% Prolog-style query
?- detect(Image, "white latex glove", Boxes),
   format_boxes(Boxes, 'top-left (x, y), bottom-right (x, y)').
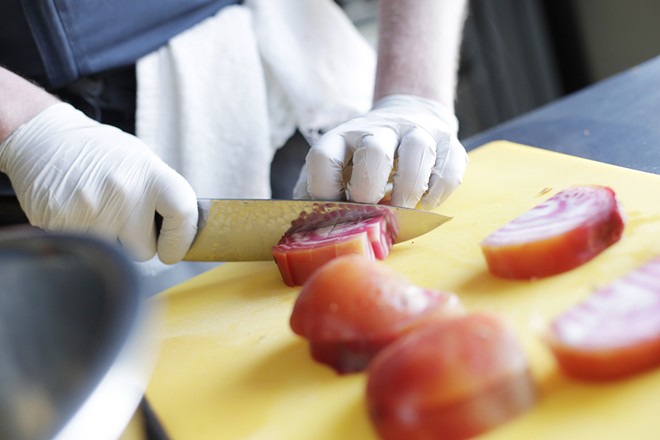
top-left (0, 102), bottom-right (198, 264)
top-left (293, 94), bottom-right (468, 210)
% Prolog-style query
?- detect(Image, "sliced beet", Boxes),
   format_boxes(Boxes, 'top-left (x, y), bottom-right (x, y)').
top-left (273, 215), bottom-right (396, 287)
top-left (481, 185), bottom-right (624, 279)
top-left (545, 256), bottom-right (660, 380)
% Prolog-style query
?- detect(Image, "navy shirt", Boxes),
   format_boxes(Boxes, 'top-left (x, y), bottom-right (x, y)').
top-left (1, 0), bottom-right (241, 88)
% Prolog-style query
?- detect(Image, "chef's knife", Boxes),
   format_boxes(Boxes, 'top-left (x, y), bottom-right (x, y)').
top-left (182, 199), bottom-right (451, 262)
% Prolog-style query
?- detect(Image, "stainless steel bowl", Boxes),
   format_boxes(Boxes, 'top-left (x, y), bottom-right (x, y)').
top-left (0, 227), bottom-right (154, 440)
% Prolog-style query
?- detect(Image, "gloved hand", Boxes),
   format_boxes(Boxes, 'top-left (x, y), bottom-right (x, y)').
top-left (0, 102), bottom-right (198, 264)
top-left (293, 94), bottom-right (468, 210)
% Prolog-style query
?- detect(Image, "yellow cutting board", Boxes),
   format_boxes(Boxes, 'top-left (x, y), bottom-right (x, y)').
top-left (145, 141), bottom-right (660, 440)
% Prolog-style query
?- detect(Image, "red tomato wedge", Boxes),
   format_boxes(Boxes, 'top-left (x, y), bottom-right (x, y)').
top-left (481, 185), bottom-right (624, 279)
top-left (273, 215), bottom-right (395, 287)
top-left (545, 256), bottom-right (660, 381)
top-left (290, 255), bottom-right (464, 374)
top-left (366, 313), bottom-right (536, 440)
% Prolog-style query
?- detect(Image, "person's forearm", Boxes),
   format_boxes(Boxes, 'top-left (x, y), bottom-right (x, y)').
top-left (0, 67), bottom-right (59, 143)
top-left (373, 0), bottom-right (468, 110)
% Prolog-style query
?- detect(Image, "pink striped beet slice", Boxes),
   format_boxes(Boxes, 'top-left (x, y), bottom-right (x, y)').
top-left (481, 185), bottom-right (624, 279)
top-left (545, 256), bottom-right (660, 380)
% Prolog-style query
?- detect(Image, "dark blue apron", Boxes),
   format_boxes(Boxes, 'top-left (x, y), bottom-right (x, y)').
top-left (1, 0), bottom-right (241, 88)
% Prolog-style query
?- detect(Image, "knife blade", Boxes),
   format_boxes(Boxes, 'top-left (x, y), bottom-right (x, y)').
top-left (182, 199), bottom-right (451, 262)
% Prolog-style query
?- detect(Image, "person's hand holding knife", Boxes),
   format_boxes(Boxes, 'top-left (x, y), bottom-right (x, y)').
top-left (0, 67), bottom-right (198, 264)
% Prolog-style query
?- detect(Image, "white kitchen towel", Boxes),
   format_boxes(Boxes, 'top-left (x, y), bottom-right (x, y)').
top-left (244, 0), bottom-right (377, 145)
top-left (136, 5), bottom-right (272, 199)
top-left (135, 0), bottom-right (376, 200)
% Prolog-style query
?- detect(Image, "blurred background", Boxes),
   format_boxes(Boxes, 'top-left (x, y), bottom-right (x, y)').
top-left (337, 0), bottom-right (660, 139)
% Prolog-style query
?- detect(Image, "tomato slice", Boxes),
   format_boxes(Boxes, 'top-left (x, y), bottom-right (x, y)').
top-left (366, 313), bottom-right (536, 440)
top-left (481, 185), bottom-right (624, 279)
top-left (273, 215), bottom-right (395, 287)
top-left (545, 256), bottom-right (660, 381)
top-left (290, 255), bottom-right (464, 374)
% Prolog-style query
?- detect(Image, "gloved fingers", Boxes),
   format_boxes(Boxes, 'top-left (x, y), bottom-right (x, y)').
top-left (292, 163), bottom-right (312, 199)
top-left (116, 163), bottom-right (198, 264)
top-left (346, 127), bottom-right (398, 204)
top-left (390, 128), bottom-right (437, 209)
top-left (304, 131), bottom-right (351, 200)
top-left (118, 207), bottom-right (159, 262)
top-left (420, 134), bottom-right (468, 210)
top-left (153, 167), bottom-right (199, 265)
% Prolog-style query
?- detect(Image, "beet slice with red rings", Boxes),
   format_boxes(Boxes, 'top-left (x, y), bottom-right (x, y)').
top-left (273, 205), bottom-right (399, 287)
top-left (480, 185), bottom-right (625, 279)
top-left (545, 256), bottom-right (660, 381)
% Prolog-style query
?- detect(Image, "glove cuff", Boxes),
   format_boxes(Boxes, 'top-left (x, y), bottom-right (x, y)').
top-left (0, 102), bottom-right (89, 172)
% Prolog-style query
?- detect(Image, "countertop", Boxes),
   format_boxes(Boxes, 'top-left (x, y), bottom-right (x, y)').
top-left (463, 54), bottom-right (660, 173)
